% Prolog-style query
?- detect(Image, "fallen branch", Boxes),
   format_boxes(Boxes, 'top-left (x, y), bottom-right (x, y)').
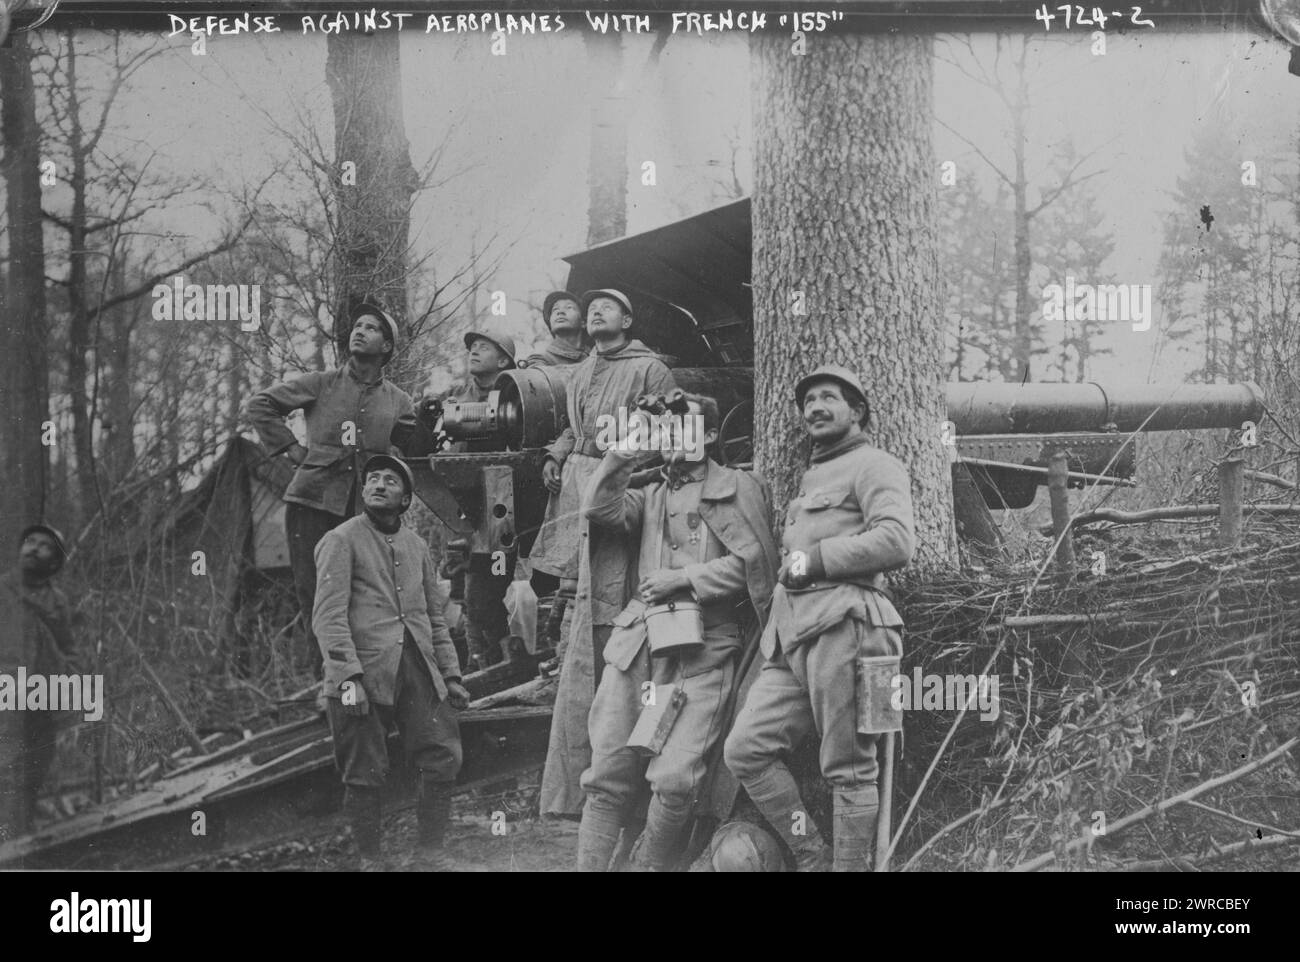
top-left (882, 635), bottom-right (1008, 869)
top-left (1010, 736), bottom-right (1299, 872)
top-left (1245, 469), bottom-right (1298, 491)
top-left (126, 645), bottom-right (206, 756)
top-left (1041, 503), bottom-right (1300, 532)
top-left (1184, 800), bottom-right (1300, 839)
top-left (900, 759), bottom-right (1093, 872)
top-left (1182, 690), bottom-right (1300, 734)
top-left (1116, 833), bottom-right (1300, 872)
top-left (995, 613), bottom-right (1121, 629)
top-left (899, 798), bottom-right (1009, 873)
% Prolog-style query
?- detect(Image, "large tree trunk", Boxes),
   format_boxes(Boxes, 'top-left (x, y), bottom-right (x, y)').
top-left (751, 32), bottom-right (956, 572)
top-left (63, 36), bottom-right (100, 523)
top-left (325, 31), bottom-right (417, 387)
top-left (0, 29), bottom-right (50, 841)
top-left (1010, 77), bottom-right (1033, 383)
top-left (0, 31), bottom-right (48, 525)
top-left (585, 32), bottom-right (627, 245)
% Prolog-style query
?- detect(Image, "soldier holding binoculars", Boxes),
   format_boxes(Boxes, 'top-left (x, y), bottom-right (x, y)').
top-left (573, 394), bottom-right (779, 871)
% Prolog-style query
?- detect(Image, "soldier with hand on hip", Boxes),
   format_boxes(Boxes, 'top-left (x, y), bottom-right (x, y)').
top-left (244, 303), bottom-right (415, 676)
top-left (724, 364), bottom-right (915, 872)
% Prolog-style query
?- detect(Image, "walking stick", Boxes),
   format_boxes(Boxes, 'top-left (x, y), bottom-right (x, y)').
top-left (875, 730), bottom-right (895, 872)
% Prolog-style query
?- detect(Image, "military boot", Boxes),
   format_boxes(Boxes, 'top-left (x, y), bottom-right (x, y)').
top-left (742, 765), bottom-right (831, 872)
top-left (576, 801), bottom-right (623, 872)
top-left (498, 634), bottom-right (527, 664)
top-left (628, 794), bottom-right (692, 872)
top-left (543, 593), bottom-right (568, 648)
top-left (342, 785), bottom-right (383, 867)
top-left (417, 777), bottom-right (456, 871)
top-left (831, 786), bottom-right (879, 873)
top-left (554, 582), bottom-right (577, 664)
top-left (608, 814), bottom-right (646, 872)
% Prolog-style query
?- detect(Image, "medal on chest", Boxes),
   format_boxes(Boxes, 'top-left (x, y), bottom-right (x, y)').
top-left (687, 511), bottom-right (701, 545)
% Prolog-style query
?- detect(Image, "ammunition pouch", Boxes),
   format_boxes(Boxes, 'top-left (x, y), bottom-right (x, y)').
top-left (626, 683), bottom-right (687, 757)
top-left (602, 603), bottom-right (648, 672)
top-left (855, 590), bottom-right (905, 736)
top-left (857, 653), bottom-right (903, 734)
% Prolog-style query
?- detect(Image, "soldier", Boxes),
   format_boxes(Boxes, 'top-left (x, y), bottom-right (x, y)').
top-left (723, 364), bottom-right (916, 872)
top-left (244, 304), bottom-right (415, 674)
top-left (0, 524), bottom-right (79, 831)
top-left (448, 326), bottom-right (517, 413)
top-left (521, 290), bottom-right (590, 369)
top-left (519, 291), bottom-right (590, 655)
top-left (313, 454), bottom-right (470, 869)
top-left (575, 395), bottom-right (779, 871)
top-left (536, 289), bottom-right (678, 817)
top-left (444, 326), bottom-right (518, 669)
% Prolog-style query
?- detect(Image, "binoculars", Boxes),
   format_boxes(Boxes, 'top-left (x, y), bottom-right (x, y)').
top-left (635, 389), bottom-right (690, 417)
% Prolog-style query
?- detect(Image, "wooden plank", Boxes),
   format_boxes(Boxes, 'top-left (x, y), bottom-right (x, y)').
top-left (1218, 456), bottom-right (1244, 546)
top-left (1047, 451), bottom-right (1076, 578)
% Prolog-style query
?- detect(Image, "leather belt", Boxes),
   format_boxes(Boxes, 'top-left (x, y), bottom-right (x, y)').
top-left (572, 437), bottom-right (605, 459)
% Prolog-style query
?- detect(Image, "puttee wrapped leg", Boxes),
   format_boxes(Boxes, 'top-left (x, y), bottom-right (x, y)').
top-left (343, 785), bottom-right (383, 860)
top-left (742, 764), bottom-right (830, 872)
top-left (576, 797), bottom-right (623, 872)
top-left (831, 785), bottom-right (879, 873)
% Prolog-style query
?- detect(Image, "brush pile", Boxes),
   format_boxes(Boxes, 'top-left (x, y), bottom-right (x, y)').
top-left (892, 519), bottom-right (1300, 871)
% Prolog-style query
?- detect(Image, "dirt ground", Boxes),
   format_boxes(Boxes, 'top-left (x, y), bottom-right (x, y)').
top-left (183, 765), bottom-right (700, 872)
top-left (190, 807), bottom-right (582, 872)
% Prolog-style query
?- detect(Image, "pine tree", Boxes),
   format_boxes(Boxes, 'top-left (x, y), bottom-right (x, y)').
top-left (752, 32), bottom-right (956, 571)
top-left (1157, 122), bottom-right (1284, 384)
top-left (1034, 138), bottom-right (1116, 382)
top-left (938, 172), bottom-right (1016, 380)
top-left (325, 30), bottom-right (419, 389)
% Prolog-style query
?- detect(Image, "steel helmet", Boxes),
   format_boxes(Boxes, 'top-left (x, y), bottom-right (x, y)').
top-left (362, 454), bottom-right (416, 504)
top-left (709, 821), bottom-right (787, 872)
top-left (794, 363), bottom-right (870, 426)
top-left (463, 326), bottom-right (518, 368)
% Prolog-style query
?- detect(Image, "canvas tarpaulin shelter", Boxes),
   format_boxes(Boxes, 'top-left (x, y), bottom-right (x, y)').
top-left (562, 198), bottom-right (753, 366)
top-left (148, 437), bottom-right (296, 665)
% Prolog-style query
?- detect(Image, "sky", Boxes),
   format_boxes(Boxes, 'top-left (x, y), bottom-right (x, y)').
top-left (100, 23), bottom-right (750, 381)
top-left (39, 14), bottom-right (1300, 388)
top-left (932, 26), bottom-right (1299, 382)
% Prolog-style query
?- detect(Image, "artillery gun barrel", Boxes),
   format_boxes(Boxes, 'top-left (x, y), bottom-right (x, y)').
top-left (945, 381), bottom-right (1265, 436)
